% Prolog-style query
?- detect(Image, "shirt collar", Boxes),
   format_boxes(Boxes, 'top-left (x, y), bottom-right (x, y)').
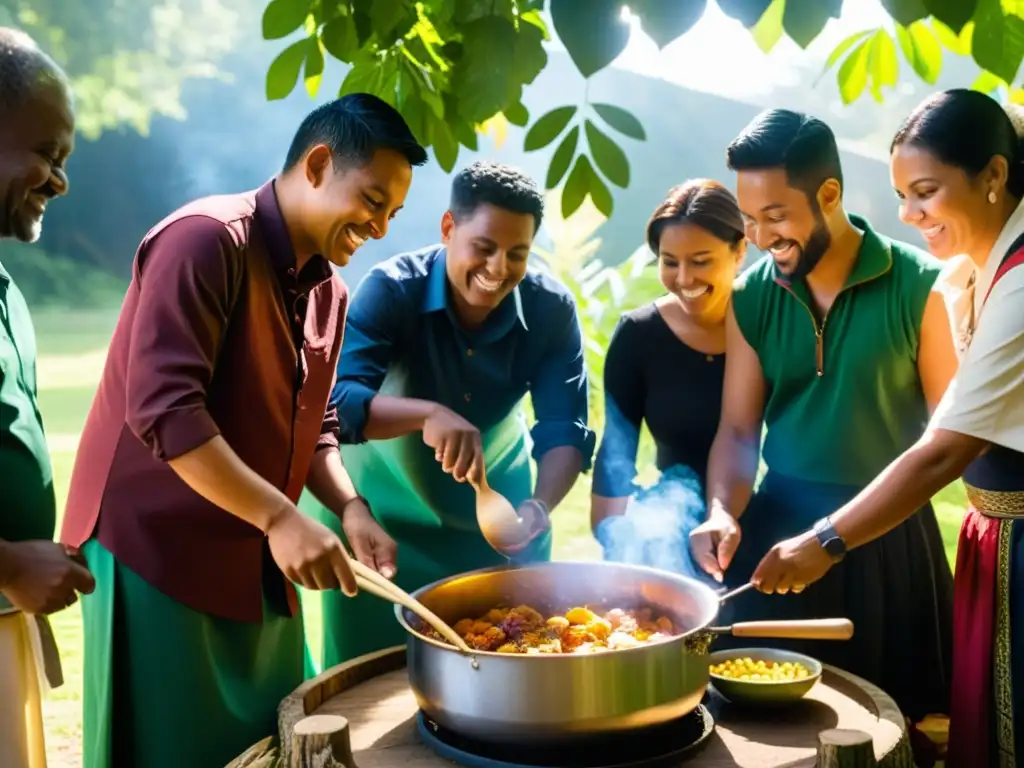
top-left (773, 212), bottom-right (892, 294)
top-left (976, 195), bottom-right (1024, 320)
top-left (0, 259), bottom-right (9, 285)
top-left (254, 178), bottom-right (333, 291)
top-left (421, 247), bottom-right (529, 336)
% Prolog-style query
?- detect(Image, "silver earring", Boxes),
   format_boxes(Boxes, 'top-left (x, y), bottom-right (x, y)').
top-left (989, 190), bottom-right (998, 204)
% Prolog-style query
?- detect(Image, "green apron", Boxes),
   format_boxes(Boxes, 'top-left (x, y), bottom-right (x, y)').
top-left (0, 264), bottom-right (56, 615)
top-left (80, 539), bottom-right (312, 768)
top-left (303, 403), bottom-right (549, 669)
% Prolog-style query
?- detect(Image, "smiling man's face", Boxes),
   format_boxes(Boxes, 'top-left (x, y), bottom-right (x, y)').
top-left (735, 167), bottom-right (832, 282)
top-left (0, 78), bottom-right (75, 243)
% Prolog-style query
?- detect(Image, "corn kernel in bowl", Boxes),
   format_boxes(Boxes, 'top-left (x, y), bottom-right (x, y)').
top-left (710, 657), bottom-right (812, 683)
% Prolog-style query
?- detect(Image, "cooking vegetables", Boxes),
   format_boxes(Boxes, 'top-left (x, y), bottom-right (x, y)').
top-left (418, 603), bottom-right (678, 654)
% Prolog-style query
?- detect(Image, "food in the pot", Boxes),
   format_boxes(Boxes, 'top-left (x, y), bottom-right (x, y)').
top-left (419, 604), bottom-right (678, 654)
top-left (710, 656), bottom-right (812, 682)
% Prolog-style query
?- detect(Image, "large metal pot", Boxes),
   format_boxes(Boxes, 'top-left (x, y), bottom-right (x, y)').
top-left (395, 561), bottom-right (849, 745)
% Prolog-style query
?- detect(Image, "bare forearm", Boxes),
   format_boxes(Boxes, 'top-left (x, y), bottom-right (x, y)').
top-left (364, 395), bottom-right (438, 440)
top-left (832, 434), bottom-right (981, 549)
top-left (591, 495), bottom-right (629, 532)
top-left (706, 426), bottom-right (760, 520)
top-left (166, 435), bottom-right (291, 532)
top-left (305, 448), bottom-right (361, 518)
top-left (534, 446), bottom-right (583, 512)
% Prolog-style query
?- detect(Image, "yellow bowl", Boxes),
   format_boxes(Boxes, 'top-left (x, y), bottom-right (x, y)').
top-left (707, 647), bottom-right (822, 706)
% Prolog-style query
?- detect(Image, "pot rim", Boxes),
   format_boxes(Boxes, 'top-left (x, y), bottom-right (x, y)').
top-left (393, 560), bottom-right (721, 660)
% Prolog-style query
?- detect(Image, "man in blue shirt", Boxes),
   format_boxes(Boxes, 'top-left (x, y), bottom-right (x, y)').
top-left (304, 160), bottom-right (595, 666)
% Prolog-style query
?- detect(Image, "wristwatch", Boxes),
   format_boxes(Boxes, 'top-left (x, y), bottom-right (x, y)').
top-left (812, 516), bottom-right (847, 563)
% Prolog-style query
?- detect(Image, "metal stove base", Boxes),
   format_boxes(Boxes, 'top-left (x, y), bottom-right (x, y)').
top-left (415, 706), bottom-right (714, 768)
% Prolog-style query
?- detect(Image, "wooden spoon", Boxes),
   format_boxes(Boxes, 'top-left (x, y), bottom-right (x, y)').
top-left (469, 471), bottom-right (533, 555)
top-left (347, 559), bottom-right (473, 655)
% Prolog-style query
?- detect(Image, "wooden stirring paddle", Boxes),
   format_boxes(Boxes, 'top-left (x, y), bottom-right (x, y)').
top-left (347, 559), bottom-right (473, 655)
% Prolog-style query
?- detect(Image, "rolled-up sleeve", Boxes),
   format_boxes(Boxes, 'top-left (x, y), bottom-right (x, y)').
top-left (125, 215), bottom-right (240, 461)
top-left (318, 406), bottom-right (341, 450)
top-left (333, 270), bottom-right (404, 444)
top-left (591, 317), bottom-right (643, 497)
top-left (528, 295), bottom-right (596, 470)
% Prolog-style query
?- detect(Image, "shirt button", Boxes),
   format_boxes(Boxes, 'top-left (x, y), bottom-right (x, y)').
top-left (466, 348), bottom-right (473, 357)
top-left (464, 392), bottom-right (472, 402)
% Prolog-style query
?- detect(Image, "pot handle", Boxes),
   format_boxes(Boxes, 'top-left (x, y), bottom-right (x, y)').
top-left (728, 618), bottom-right (853, 640)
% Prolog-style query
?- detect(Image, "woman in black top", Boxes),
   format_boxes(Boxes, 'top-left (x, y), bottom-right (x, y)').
top-left (591, 179), bottom-right (746, 581)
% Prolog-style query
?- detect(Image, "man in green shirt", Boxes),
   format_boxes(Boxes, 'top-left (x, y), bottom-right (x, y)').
top-left (0, 27), bottom-right (94, 768)
top-left (689, 109), bottom-right (958, 737)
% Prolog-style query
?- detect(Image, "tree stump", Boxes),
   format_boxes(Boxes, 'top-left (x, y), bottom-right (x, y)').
top-left (817, 728), bottom-right (878, 768)
top-left (289, 714), bottom-right (356, 768)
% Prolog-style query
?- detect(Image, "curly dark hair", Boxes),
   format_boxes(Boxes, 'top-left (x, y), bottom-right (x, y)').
top-left (449, 160), bottom-right (544, 232)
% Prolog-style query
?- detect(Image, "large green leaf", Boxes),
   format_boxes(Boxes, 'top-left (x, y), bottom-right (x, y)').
top-left (971, 70), bottom-right (1005, 93)
top-left (866, 29), bottom-right (899, 102)
top-left (896, 21), bottom-right (942, 84)
top-left (752, 0), bottom-right (785, 53)
top-left (370, 0), bottom-right (411, 43)
top-left (631, 0), bottom-right (707, 50)
top-left (591, 103), bottom-right (647, 141)
top-left (585, 120), bottom-right (630, 187)
top-left (431, 117), bottom-right (459, 173)
top-left (549, 0), bottom-right (631, 78)
top-left (783, 0), bottom-right (843, 49)
top-left (266, 38), bottom-right (309, 100)
top-left (339, 55), bottom-right (400, 103)
top-left (973, 0), bottom-right (1024, 83)
top-left (524, 106), bottom-right (577, 151)
top-left (304, 37), bottom-right (325, 98)
top-left (320, 16), bottom-right (358, 62)
top-left (717, 0), bottom-right (773, 26)
top-left (546, 126), bottom-right (580, 189)
top-left (590, 168), bottom-right (614, 218)
top-left (562, 155), bottom-right (593, 218)
top-left (512, 13), bottom-right (549, 88)
top-left (449, 16), bottom-right (522, 122)
top-left (821, 29), bottom-right (873, 75)
top-left (505, 102), bottom-right (530, 127)
top-left (925, 0), bottom-right (978, 34)
top-left (881, 0), bottom-right (928, 26)
top-left (837, 37), bottom-right (871, 104)
top-left (262, 0), bottom-right (309, 40)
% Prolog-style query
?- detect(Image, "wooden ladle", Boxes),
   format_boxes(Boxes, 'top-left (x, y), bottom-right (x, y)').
top-left (469, 470), bottom-right (533, 556)
top-left (347, 560), bottom-right (473, 655)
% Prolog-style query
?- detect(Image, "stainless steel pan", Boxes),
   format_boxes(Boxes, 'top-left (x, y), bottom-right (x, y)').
top-left (395, 561), bottom-right (852, 744)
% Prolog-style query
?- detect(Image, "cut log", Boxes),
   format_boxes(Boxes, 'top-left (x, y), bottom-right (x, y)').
top-left (289, 714), bottom-right (355, 768)
top-left (817, 728), bottom-right (878, 768)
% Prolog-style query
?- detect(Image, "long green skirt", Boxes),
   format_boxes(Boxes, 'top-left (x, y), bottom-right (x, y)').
top-left (80, 539), bottom-right (311, 768)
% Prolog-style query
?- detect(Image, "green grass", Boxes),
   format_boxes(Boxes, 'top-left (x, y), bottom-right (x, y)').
top-left (29, 308), bottom-right (969, 767)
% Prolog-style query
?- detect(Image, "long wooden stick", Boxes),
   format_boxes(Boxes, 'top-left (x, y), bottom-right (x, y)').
top-left (349, 560), bottom-right (472, 654)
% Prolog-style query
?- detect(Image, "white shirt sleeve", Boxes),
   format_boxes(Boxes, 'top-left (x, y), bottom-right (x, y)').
top-left (932, 264), bottom-right (1024, 452)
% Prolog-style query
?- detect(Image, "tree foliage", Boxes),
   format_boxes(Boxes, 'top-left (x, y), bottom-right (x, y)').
top-left (0, 0), bottom-right (244, 139)
top-left (262, 0), bottom-right (1024, 219)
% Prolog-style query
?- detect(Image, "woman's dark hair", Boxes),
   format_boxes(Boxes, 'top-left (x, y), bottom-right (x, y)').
top-left (645, 179), bottom-right (745, 255)
top-left (891, 88), bottom-right (1024, 198)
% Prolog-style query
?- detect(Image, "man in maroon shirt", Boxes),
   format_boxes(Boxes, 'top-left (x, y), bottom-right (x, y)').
top-left (60, 92), bottom-right (427, 768)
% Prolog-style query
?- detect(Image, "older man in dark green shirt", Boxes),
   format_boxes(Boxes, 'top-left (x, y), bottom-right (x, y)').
top-left (0, 27), bottom-right (94, 768)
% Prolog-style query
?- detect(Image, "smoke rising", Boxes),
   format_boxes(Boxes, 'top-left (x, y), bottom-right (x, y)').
top-left (595, 465), bottom-right (716, 585)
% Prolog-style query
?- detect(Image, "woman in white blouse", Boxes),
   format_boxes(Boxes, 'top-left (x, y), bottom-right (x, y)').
top-left (750, 89), bottom-right (1024, 767)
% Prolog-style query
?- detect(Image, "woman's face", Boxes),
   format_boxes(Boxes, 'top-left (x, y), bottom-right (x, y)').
top-left (891, 143), bottom-right (1007, 260)
top-left (657, 222), bottom-right (741, 324)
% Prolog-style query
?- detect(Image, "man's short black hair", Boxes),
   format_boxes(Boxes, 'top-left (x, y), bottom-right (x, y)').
top-left (0, 27), bottom-right (71, 110)
top-left (449, 161), bottom-right (544, 232)
top-left (725, 109), bottom-right (844, 201)
top-left (283, 92), bottom-right (428, 172)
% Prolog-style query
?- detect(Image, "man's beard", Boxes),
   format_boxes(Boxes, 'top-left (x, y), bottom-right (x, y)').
top-left (772, 209), bottom-right (832, 283)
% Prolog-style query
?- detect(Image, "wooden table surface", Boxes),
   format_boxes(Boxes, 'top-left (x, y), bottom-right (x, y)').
top-left (272, 646), bottom-right (915, 768)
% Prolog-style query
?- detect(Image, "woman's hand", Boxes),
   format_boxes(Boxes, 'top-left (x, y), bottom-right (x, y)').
top-left (751, 529), bottom-right (833, 594)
